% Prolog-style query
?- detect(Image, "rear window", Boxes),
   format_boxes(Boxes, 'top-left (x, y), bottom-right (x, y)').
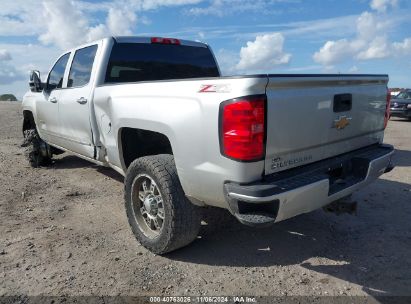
top-left (105, 43), bottom-right (219, 83)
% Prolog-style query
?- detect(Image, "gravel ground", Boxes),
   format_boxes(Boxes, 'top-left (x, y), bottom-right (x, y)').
top-left (0, 101), bottom-right (410, 301)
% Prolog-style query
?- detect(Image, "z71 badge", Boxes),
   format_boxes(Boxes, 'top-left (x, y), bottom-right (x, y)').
top-left (198, 84), bottom-right (231, 93)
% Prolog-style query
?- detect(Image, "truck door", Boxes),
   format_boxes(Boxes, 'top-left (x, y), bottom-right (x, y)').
top-left (36, 52), bottom-right (70, 145)
top-left (57, 44), bottom-right (98, 158)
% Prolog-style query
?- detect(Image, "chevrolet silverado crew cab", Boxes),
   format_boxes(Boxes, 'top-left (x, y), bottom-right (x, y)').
top-left (22, 36), bottom-right (394, 254)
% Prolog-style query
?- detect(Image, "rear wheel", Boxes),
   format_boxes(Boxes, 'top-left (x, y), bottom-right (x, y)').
top-left (21, 129), bottom-right (52, 167)
top-left (124, 154), bottom-right (202, 254)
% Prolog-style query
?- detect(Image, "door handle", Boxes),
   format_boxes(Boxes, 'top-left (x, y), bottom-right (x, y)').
top-left (49, 97), bottom-right (58, 103)
top-left (77, 97), bottom-right (88, 104)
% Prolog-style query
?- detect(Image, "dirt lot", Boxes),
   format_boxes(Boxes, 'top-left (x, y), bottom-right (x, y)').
top-left (0, 101), bottom-right (410, 301)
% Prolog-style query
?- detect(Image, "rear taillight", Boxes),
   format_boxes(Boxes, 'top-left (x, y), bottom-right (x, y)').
top-left (219, 95), bottom-right (266, 161)
top-left (384, 89), bottom-right (391, 129)
top-left (151, 37), bottom-right (181, 45)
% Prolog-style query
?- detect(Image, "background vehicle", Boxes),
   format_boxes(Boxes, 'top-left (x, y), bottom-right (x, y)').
top-left (22, 36), bottom-right (394, 254)
top-left (389, 88), bottom-right (403, 97)
top-left (390, 89), bottom-right (411, 120)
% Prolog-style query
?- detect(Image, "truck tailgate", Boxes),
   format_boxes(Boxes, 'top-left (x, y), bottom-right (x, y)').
top-left (264, 75), bottom-right (389, 175)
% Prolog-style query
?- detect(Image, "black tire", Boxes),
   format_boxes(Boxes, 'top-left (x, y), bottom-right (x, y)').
top-left (21, 129), bottom-right (52, 167)
top-left (124, 154), bottom-right (202, 254)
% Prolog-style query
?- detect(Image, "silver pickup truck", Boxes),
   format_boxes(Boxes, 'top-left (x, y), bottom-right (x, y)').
top-left (22, 36), bottom-right (394, 254)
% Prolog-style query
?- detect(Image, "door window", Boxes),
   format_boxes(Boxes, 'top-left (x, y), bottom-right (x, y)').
top-left (68, 45), bottom-right (98, 88)
top-left (47, 53), bottom-right (70, 91)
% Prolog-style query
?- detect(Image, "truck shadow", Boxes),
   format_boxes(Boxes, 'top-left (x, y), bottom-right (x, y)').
top-left (51, 155), bottom-right (96, 169)
top-left (168, 177), bottom-right (411, 299)
top-left (393, 149), bottom-right (411, 167)
top-left (51, 155), bottom-right (124, 183)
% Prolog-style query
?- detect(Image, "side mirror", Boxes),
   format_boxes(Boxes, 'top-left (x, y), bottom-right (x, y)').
top-left (29, 70), bottom-right (43, 92)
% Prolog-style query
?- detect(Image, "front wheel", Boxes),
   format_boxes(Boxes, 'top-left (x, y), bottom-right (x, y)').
top-left (124, 154), bottom-right (202, 254)
top-left (21, 129), bottom-right (52, 167)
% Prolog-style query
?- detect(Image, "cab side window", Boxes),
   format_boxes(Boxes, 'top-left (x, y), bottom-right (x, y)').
top-left (47, 53), bottom-right (70, 91)
top-left (67, 45), bottom-right (98, 88)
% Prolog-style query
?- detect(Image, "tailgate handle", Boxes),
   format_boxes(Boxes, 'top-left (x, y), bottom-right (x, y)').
top-left (334, 94), bottom-right (352, 112)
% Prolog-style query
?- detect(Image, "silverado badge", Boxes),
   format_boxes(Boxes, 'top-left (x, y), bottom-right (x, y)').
top-left (333, 116), bottom-right (352, 130)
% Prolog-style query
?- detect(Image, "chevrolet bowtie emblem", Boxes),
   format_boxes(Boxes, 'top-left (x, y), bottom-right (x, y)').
top-left (333, 116), bottom-right (352, 130)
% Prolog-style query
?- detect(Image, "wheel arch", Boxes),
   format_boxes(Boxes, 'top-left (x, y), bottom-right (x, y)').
top-left (118, 127), bottom-right (174, 170)
top-left (22, 110), bottom-right (37, 133)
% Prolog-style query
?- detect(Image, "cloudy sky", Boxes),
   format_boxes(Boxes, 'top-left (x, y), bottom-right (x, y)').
top-left (0, 0), bottom-right (410, 98)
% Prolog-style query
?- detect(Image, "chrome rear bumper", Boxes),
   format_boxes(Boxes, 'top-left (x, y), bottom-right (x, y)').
top-left (224, 144), bottom-right (394, 226)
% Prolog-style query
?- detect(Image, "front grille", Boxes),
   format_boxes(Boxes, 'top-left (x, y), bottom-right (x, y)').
top-left (392, 103), bottom-right (408, 109)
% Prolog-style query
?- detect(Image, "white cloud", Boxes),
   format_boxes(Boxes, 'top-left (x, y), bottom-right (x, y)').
top-left (283, 15), bottom-right (359, 39)
top-left (0, 16), bottom-right (38, 36)
top-left (0, 0), bottom-right (207, 97)
top-left (0, 49), bottom-right (22, 86)
top-left (74, 0), bottom-right (203, 12)
top-left (313, 8), bottom-right (411, 66)
top-left (0, 43), bottom-right (62, 96)
top-left (313, 11), bottom-right (388, 65)
top-left (370, 0), bottom-right (398, 13)
top-left (187, 0), bottom-right (300, 16)
top-left (0, 0), bottom-right (203, 49)
top-left (137, 0), bottom-right (203, 10)
top-left (348, 65), bottom-right (359, 73)
top-left (82, 6), bottom-right (139, 42)
top-left (215, 49), bottom-right (239, 75)
top-left (142, 14), bottom-right (361, 43)
top-left (313, 39), bottom-right (361, 66)
top-left (356, 11), bottom-right (380, 38)
top-left (216, 33), bottom-right (292, 74)
top-left (37, 1), bottom-right (141, 49)
top-left (392, 38), bottom-right (411, 56)
top-left (39, 1), bottom-right (91, 49)
top-left (106, 7), bottom-right (137, 36)
top-left (0, 50), bottom-right (12, 61)
top-left (0, 49), bottom-right (23, 85)
top-left (357, 36), bottom-right (390, 60)
top-left (284, 65), bottom-right (322, 72)
top-left (188, 0), bottom-right (263, 16)
top-left (139, 16), bottom-right (152, 25)
top-left (236, 33), bottom-right (291, 71)
top-left (0, 65), bottom-right (23, 85)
